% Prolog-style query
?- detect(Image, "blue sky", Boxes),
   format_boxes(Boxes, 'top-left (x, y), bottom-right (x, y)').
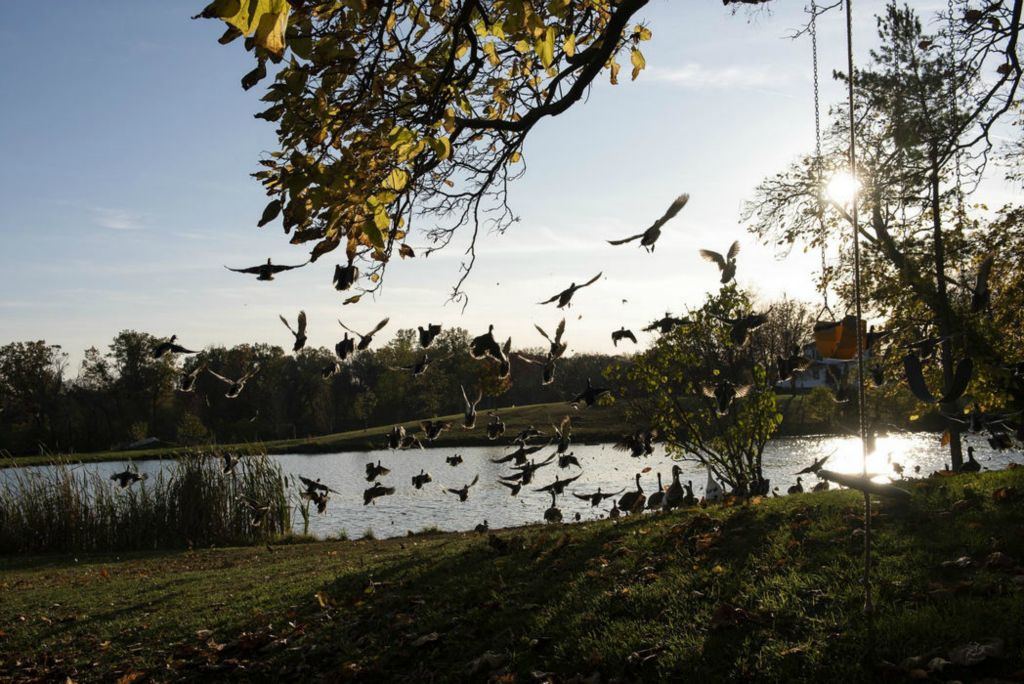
top-left (1, 1), bottom-right (1018, 367)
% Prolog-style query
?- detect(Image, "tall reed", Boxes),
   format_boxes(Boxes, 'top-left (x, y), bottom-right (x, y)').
top-left (0, 452), bottom-right (290, 554)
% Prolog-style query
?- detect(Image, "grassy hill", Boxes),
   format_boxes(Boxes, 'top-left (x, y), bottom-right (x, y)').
top-left (2, 468), bottom-right (1023, 682)
top-left (4, 401), bottom-right (629, 468)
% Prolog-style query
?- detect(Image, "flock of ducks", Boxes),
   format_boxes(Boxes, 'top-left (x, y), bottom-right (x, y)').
top-left (108, 192), bottom-right (1022, 532)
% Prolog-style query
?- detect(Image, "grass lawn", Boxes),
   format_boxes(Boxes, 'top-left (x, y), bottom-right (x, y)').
top-left (3, 401), bottom-right (630, 468)
top-left (2, 469), bottom-right (1023, 682)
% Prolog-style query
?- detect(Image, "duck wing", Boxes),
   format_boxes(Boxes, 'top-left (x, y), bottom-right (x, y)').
top-left (607, 232), bottom-right (644, 246)
top-left (727, 240), bottom-right (741, 260)
top-left (577, 272), bottom-right (602, 290)
top-left (207, 368), bottom-right (235, 385)
top-left (268, 261), bottom-right (308, 273)
top-left (699, 249), bottom-right (726, 270)
top-left (367, 318), bottom-right (390, 336)
top-left (297, 311), bottom-right (307, 336)
top-left (224, 264), bottom-right (263, 274)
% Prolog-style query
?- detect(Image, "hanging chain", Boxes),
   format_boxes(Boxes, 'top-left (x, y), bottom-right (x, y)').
top-left (811, 0), bottom-right (832, 319)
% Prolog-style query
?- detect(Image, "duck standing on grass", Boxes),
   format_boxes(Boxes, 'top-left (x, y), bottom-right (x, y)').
top-left (618, 474), bottom-right (647, 515)
top-left (647, 472), bottom-right (666, 510)
top-left (543, 491), bottom-right (563, 523)
top-left (960, 446), bottom-right (981, 472)
top-left (662, 465), bottom-right (684, 510)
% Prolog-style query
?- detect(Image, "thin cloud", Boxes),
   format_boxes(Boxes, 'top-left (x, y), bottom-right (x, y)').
top-left (646, 63), bottom-right (795, 91)
top-left (93, 207), bottom-right (145, 231)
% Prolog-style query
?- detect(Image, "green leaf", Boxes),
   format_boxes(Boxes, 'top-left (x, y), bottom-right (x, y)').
top-left (535, 25), bottom-right (556, 69)
top-left (365, 219), bottom-right (386, 249)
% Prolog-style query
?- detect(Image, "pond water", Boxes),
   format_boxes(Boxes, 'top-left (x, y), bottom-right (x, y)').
top-left (5, 434), bottom-right (1021, 540)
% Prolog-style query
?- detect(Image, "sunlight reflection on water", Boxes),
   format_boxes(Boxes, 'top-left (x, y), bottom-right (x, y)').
top-left (5, 433), bottom-right (1021, 540)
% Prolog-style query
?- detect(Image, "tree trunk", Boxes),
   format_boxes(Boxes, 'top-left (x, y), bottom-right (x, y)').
top-left (930, 150), bottom-right (964, 471)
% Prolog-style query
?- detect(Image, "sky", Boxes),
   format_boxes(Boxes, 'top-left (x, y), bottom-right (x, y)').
top-left (1, 1), bottom-right (1020, 369)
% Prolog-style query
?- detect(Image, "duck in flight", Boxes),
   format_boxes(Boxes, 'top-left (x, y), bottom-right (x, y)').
top-left (420, 420), bottom-right (452, 442)
top-left (461, 385), bottom-right (483, 429)
top-left (715, 311), bottom-right (769, 347)
top-left (176, 364), bottom-right (206, 392)
top-left (611, 327), bottom-right (638, 347)
top-left (333, 262), bottom-right (359, 291)
top-left (338, 318), bottom-right (390, 351)
top-left (363, 482), bottom-right (395, 506)
top-left (366, 460), bottom-right (391, 482)
top-left (777, 345), bottom-right (813, 383)
top-left (571, 378), bottom-right (611, 408)
top-left (418, 324), bottom-right (442, 348)
top-left (411, 469), bottom-right (432, 489)
top-left (535, 319), bottom-right (568, 358)
top-left (700, 240), bottom-right (740, 283)
top-left (445, 475), bottom-right (479, 502)
top-left (643, 314), bottom-right (690, 335)
top-left (538, 272), bottom-right (602, 309)
top-left (486, 413), bottom-right (505, 440)
top-left (607, 193), bottom-right (689, 252)
top-left (335, 333), bottom-right (355, 361)
top-left (110, 468), bottom-right (147, 489)
top-left (516, 352), bottom-right (556, 386)
top-left (279, 311), bottom-right (307, 353)
top-left (208, 364), bottom-right (260, 399)
top-left (152, 335), bottom-right (197, 359)
top-left (226, 257), bottom-right (308, 281)
top-left (703, 380), bottom-right (751, 416)
top-left (573, 487), bottom-right (624, 507)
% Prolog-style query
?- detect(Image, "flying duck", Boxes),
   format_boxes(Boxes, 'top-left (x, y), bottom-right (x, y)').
top-left (445, 474), bottom-right (479, 502)
top-left (535, 318), bottom-right (568, 358)
top-left (702, 380), bottom-right (751, 416)
top-left (418, 323), bottom-right (442, 348)
top-left (338, 318), bottom-right (390, 351)
top-left (411, 469), bottom-right (432, 489)
top-left (573, 487), bottom-right (624, 507)
top-left (110, 468), bottom-right (147, 489)
top-left (279, 311), bottom-right (307, 353)
top-left (611, 327), bottom-right (638, 346)
top-left (226, 257), bottom-right (308, 281)
top-left (607, 193), bottom-right (689, 252)
top-left (461, 385), bottom-right (483, 429)
top-left (571, 377), bottom-right (611, 408)
top-left (699, 240), bottom-right (740, 283)
top-left (207, 364), bottom-right (260, 399)
top-left (363, 482), bottom-right (395, 506)
top-left (152, 335), bottom-right (197, 359)
top-left (537, 272), bottom-right (602, 308)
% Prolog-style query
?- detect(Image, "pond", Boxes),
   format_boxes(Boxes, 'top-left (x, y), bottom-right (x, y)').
top-left (4, 434), bottom-right (1020, 540)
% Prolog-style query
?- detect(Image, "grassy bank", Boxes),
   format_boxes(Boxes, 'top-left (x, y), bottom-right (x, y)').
top-left (2, 469), bottom-right (1022, 682)
top-left (4, 395), bottom-right (874, 469)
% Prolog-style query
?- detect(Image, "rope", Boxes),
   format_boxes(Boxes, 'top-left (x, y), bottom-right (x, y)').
top-left (842, 0), bottom-right (873, 617)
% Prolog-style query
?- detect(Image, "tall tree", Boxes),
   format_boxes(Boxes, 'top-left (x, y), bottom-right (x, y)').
top-left (744, 2), bottom-right (1022, 469)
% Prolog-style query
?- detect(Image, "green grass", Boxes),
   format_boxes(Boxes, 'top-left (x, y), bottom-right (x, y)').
top-left (2, 469), bottom-right (1023, 682)
top-left (3, 401), bottom-right (631, 468)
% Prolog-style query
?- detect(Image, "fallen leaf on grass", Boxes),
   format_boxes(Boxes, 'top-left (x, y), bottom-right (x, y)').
top-left (115, 672), bottom-right (145, 684)
top-left (411, 632), bottom-right (440, 647)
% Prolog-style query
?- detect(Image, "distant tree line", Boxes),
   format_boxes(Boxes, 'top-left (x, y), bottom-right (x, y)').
top-left (0, 328), bottom-right (622, 456)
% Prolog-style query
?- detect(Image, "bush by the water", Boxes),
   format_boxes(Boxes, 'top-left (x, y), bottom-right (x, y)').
top-left (0, 452), bottom-right (289, 554)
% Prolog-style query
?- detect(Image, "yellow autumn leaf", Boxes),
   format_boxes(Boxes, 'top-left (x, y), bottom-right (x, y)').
top-left (483, 42), bottom-right (500, 66)
top-left (535, 25), bottom-right (556, 68)
top-left (455, 41), bottom-right (469, 60)
top-left (382, 168), bottom-right (409, 191)
top-left (199, 0), bottom-right (290, 59)
top-left (630, 48), bottom-right (646, 80)
top-left (564, 33), bottom-right (576, 57)
top-left (609, 59), bottom-right (620, 85)
top-left (634, 25), bottom-right (653, 41)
